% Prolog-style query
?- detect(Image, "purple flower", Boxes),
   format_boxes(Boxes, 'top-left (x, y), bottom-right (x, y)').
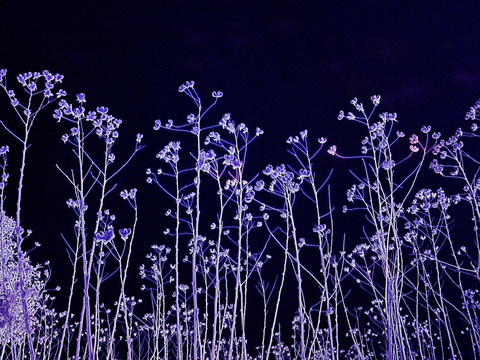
top-left (187, 114), bottom-right (196, 123)
top-left (299, 169), bottom-right (310, 179)
top-left (223, 154), bottom-right (234, 166)
top-left (96, 106), bottom-right (109, 114)
top-left (298, 238), bottom-right (305, 248)
top-left (205, 149), bottom-right (215, 160)
top-left (43, 70), bottom-right (55, 82)
top-left (386, 112), bottom-right (398, 121)
top-left (313, 224), bottom-right (327, 233)
top-left (409, 145), bottom-right (419, 153)
top-left (231, 158), bottom-right (242, 169)
top-left (85, 111), bottom-right (96, 121)
top-left (212, 91), bottom-right (223, 98)
top-left (245, 190), bottom-right (255, 203)
top-left (76, 93), bottom-right (86, 103)
top-left (429, 159), bottom-right (444, 174)
top-left (288, 182), bottom-right (300, 192)
top-left (381, 159), bottom-right (395, 170)
top-left (118, 228), bottom-right (132, 240)
top-left (371, 95), bottom-right (381, 106)
top-left (63, 105), bottom-right (73, 115)
top-left (120, 190), bottom-right (129, 199)
top-left (263, 164), bottom-right (273, 176)
top-left (73, 106), bottom-right (85, 116)
top-left (284, 171), bottom-right (294, 183)
top-left (17, 74), bottom-right (26, 86)
top-left (327, 145), bottom-right (337, 156)
top-left (0, 146), bottom-right (9, 155)
top-left (94, 230), bottom-right (115, 243)
top-left (421, 125), bottom-right (431, 133)
top-left (254, 180), bottom-right (265, 191)
top-left (56, 89), bottom-right (67, 97)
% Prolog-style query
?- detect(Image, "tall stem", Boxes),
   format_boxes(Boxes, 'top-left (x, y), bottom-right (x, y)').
top-left (192, 104), bottom-right (202, 360)
top-left (15, 118), bottom-right (35, 360)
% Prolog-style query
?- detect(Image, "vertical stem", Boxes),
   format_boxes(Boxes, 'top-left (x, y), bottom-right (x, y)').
top-left (174, 161), bottom-right (183, 360)
top-left (287, 193), bottom-right (306, 360)
top-left (15, 122), bottom-right (35, 360)
top-left (227, 134), bottom-right (246, 360)
top-left (266, 215), bottom-right (290, 359)
top-left (192, 104), bottom-right (203, 360)
top-left (74, 118), bottom-right (94, 360)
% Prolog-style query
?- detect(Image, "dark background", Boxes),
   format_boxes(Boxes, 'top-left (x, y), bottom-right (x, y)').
top-left (0, 0), bottom-right (479, 349)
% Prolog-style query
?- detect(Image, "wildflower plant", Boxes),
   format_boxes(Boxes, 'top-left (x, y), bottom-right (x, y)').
top-left (53, 90), bottom-right (143, 360)
top-left (144, 82), bottom-right (270, 360)
top-left (0, 69), bottom-right (65, 360)
top-left (258, 131), bottom-right (339, 360)
top-left (1, 68), bottom-right (480, 360)
top-left (0, 211), bottom-right (45, 344)
top-left (333, 96), bottom-right (436, 360)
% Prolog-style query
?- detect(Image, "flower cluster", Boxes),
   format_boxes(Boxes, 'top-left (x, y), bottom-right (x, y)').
top-left (56, 97), bottom-right (125, 145)
top-left (263, 163), bottom-right (301, 194)
top-left (155, 141), bottom-right (181, 164)
top-left (5, 70), bottom-right (64, 101)
top-left (196, 149), bottom-right (217, 173)
top-left (406, 187), bottom-right (452, 215)
top-left (0, 213), bottom-right (46, 343)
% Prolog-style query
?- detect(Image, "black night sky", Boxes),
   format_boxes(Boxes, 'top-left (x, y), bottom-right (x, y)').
top-left (2, 2), bottom-right (480, 136)
top-left (1, 1), bottom-right (480, 353)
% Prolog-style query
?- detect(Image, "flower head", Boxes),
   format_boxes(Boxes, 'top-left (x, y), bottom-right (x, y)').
top-left (0, 146), bottom-right (9, 155)
top-left (327, 145), bottom-right (337, 156)
top-left (118, 228), bottom-right (132, 240)
top-left (76, 93), bottom-right (86, 103)
top-left (95, 230), bottom-right (115, 243)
